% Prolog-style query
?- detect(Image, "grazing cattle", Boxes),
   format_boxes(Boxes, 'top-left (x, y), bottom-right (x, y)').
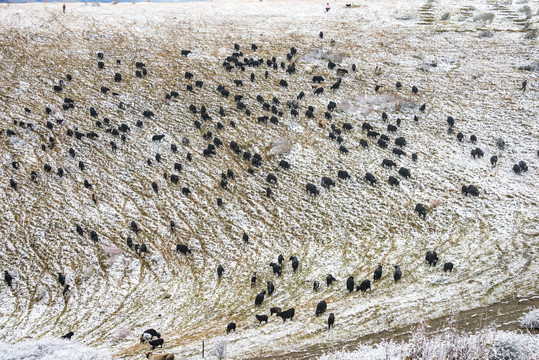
top-left (467, 185), bottom-right (479, 197)
top-left (234, 79), bottom-right (243, 87)
top-left (267, 281), bottom-right (275, 295)
top-left (152, 182), bottom-right (158, 193)
top-left (217, 265), bottom-right (224, 279)
top-left (217, 198), bottom-right (223, 207)
top-left (328, 61), bottom-right (336, 70)
top-left (290, 256), bottom-right (299, 272)
top-left (279, 160), bottom-right (290, 170)
top-left (519, 160), bottom-right (528, 172)
top-left (398, 167), bottom-right (411, 179)
top-left (266, 187), bottom-right (272, 198)
top-left (513, 164), bottom-right (522, 174)
top-left (360, 139), bottom-right (368, 148)
top-left (382, 112), bottom-right (388, 121)
top-left (382, 159), bottom-right (396, 168)
top-left (388, 176), bottom-right (399, 186)
top-left (471, 148), bottom-right (484, 159)
top-left (396, 82), bottom-right (402, 89)
top-left (470, 135), bottom-right (477, 143)
top-left (270, 263), bottom-right (282, 277)
top-left (346, 276), bottom-right (354, 293)
top-left (393, 148), bottom-right (406, 157)
top-left (58, 272), bottom-right (65, 286)
top-left (327, 101), bottom-right (337, 111)
top-left (364, 172), bottom-right (376, 186)
top-left (395, 137), bottom-right (406, 148)
top-left (306, 183), bottom-right (319, 196)
top-left (243, 232), bottom-right (249, 244)
top-left (97, 61), bottom-right (104, 70)
top-left (185, 72), bottom-right (193, 80)
top-left (226, 322), bottom-right (236, 334)
top-left (114, 73), bottom-right (122, 82)
top-left (490, 155), bottom-right (498, 166)
top-left (362, 122), bottom-right (373, 131)
top-left (443, 262), bottom-right (454, 273)
top-left (143, 110), bottom-right (154, 118)
top-left (326, 274), bottom-right (336, 286)
top-left (90, 230), bottom-right (99, 242)
top-left (146, 353), bottom-right (174, 360)
top-left (268, 308), bottom-right (282, 318)
top-left (412, 153), bottom-right (418, 161)
top-left (9, 179), bottom-right (17, 191)
top-left (357, 279), bottom-right (371, 293)
top-left (447, 116), bottom-right (455, 127)
top-left (313, 280), bottom-right (320, 292)
top-left (251, 272), bottom-right (257, 287)
top-left (337, 170), bottom-right (350, 180)
top-left (367, 130), bottom-right (379, 138)
top-left (61, 331), bottom-right (74, 340)
top-left (415, 203), bottom-right (427, 219)
top-left (335, 69), bottom-right (347, 77)
top-left (255, 290), bottom-right (266, 306)
top-left (130, 221), bottom-right (139, 233)
top-left (425, 251), bottom-right (438, 266)
top-left (457, 132), bottom-right (464, 142)
top-left (373, 265), bottom-right (382, 281)
top-left (149, 338), bottom-right (164, 350)
top-left (4, 271), bottom-right (13, 287)
top-left (314, 87), bottom-right (324, 95)
top-left (328, 313), bottom-right (335, 330)
top-left (313, 76), bottom-right (324, 83)
top-left (412, 85), bottom-right (418, 94)
top-left (266, 174), bottom-right (277, 184)
top-left (279, 79), bottom-right (288, 87)
top-left (339, 145), bottom-right (349, 154)
top-left (393, 265), bottom-right (402, 282)
top-left (277, 308), bottom-right (295, 322)
top-left (316, 300), bottom-right (327, 316)
top-left (387, 124), bottom-right (397, 133)
top-left (152, 134), bottom-right (165, 142)
top-left (181, 50), bottom-right (191, 56)
top-left (176, 244), bottom-right (191, 255)
top-left (256, 315), bottom-right (268, 324)
top-left (321, 176), bottom-right (335, 189)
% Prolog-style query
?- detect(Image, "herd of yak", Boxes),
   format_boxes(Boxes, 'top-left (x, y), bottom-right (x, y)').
top-left (2, 29), bottom-right (535, 353)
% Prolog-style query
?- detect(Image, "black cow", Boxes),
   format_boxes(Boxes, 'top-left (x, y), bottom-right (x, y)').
top-left (346, 276), bottom-right (354, 293)
top-left (471, 148), bottom-right (484, 159)
top-left (270, 263), bottom-right (282, 276)
top-left (181, 50), bottom-right (191, 56)
top-left (339, 145), bottom-right (349, 154)
top-left (395, 137), bottom-right (406, 148)
top-left (313, 76), bottom-right (324, 83)
top-left (176, 244), bottom-right (191, 255)
top-left (314, 87), bottom-right (324, 95)
top-left (280, 79), bottom-right (288, 87)
top-left (367, 130), bottom-right (379, 138)
top-left (360, 139), bottom-right (368, 148)
top-left (387, 124), bottom-right (397, 133)
top-left (373, 265), bottom-right (382, 281)
top-left (519, 160), bottom-right (528, 172)
top-left (393, 265), bottom-right (402, 282)
top-left (4, 271), bottom-right (13, 287)
top-left (266, 174), bottom-right (277, 184)
top-left (290, 256), bottom-right (299, 272)
top-left (61, 331), bottom-right (74, 340)
top-left (490, 155), bottom-right (498, 166)
top-left (362, 122), bottom-right (373, 131)
top-left (382, 159), bottom-right (396, 168)
top-left (315, 300), bottom-right (327, 316)
top-left (398, 167), bottom-right (411, 179)
top-left (393, 148), bottom-right (406, 157)
top-left (328, 313), bottom-right (335, 330)
top-left (338, 170), bottom-right (350, 180)
top-left (313, 280), bottom-right (320, 292)
top-left (256, 315), bottom-right (268, 324)
top-left (277, 308), bottom-right (295, 322)
top-left (321, 176), bottom-right (335, 189)
top-left (255, 290), bottom-right (266, 306)
top-left (425, 251), bottom-right (438, 266)
top-left (415, 203), bottom-right (426, 219)
top-left (326, 274), bottom-right (336, 286)
top-left (149, 338), bottom-right (164, 350)
top-left (226, 323), bottom-right (236, 333)
top-left (306, 183), bottom-right (319, 196)
top-left (267, 281), bottom-right (275, 295)
top-left (364, 172), bottom-right (376, 186)
top-left (357, 279), bottom-right (371, 293)
top-left (443, 262), bottom-right (454, 273)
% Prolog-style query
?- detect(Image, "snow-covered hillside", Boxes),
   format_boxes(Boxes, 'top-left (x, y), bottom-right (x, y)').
top-left (0, 0), bottom-right (538, 358)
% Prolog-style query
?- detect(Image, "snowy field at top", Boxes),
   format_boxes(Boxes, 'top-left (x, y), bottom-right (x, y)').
top-left (0, 0), bottom-right (537, 359)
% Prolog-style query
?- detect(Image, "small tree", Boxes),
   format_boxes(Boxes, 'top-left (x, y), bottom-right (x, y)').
top-left (210, 337), bottom-right (228, 360)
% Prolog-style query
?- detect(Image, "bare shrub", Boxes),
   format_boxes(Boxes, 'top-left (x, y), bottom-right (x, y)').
top-left (269, 136), bottom-right (294, 156)
top-left (474, 12), bottom-right (495, 23)
top-left (210, 337), bottom-right (228, 360)
top-left (441, 12), bottom-right (451, 20)
top-left (112, 327), bottom-right (132, 341)
top-left (520, 308), bottom-right (539, 329)
top-left (478, 30), bottom-right (494, 38)
top-left (524, 29), bottom-right (538, 39)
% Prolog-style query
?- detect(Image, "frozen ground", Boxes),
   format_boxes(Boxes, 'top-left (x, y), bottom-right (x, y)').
top-left (0, 0), bottom-right (538, 359)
